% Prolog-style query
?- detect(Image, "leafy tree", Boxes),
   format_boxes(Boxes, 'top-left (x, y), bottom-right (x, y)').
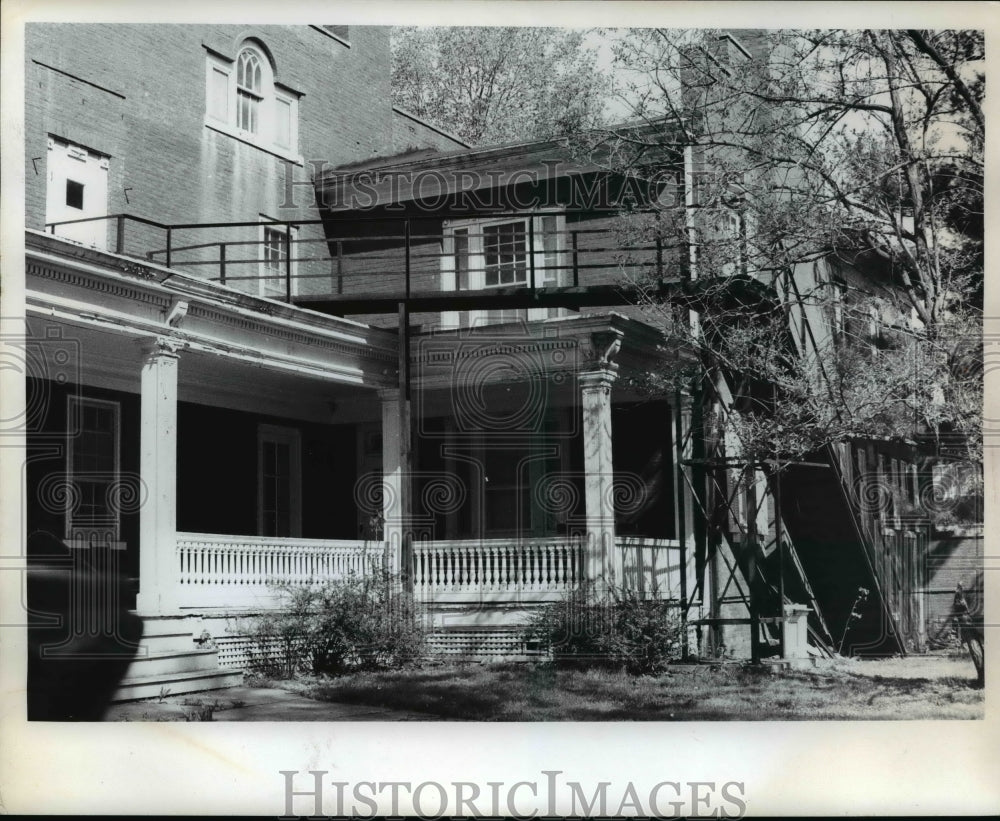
top-left (391, 27), bottom-right (609, 145)
top-left (595, 29), bottom-right (983, 466)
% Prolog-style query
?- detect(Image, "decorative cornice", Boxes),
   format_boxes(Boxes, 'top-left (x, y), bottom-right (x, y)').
top-left (25, 241), bottom-right (398, 366)
top-left (26, 258), bottom-right (168, 309)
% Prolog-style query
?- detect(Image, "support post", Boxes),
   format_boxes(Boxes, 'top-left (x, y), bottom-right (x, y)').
top-left (580, 366), bottom-right (618, 593)
top-left (136, 338), bottom-right (181, 615)
top-left (379, 387), bottom-right (412, 587)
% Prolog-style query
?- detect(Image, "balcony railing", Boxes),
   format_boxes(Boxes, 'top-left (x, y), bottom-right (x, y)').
top-left (42, 211), bottom-right (684, 313)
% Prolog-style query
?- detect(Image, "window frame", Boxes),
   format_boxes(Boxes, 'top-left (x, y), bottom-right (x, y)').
top-left (65, 395), bottom-right (124, 549)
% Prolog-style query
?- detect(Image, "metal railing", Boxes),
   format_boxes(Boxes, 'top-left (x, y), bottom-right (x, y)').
top-left (43, 210), bottom-right (684, 308)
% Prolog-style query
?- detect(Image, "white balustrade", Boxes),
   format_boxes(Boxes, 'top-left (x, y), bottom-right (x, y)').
top-left (413, 537), bottom-right (584, 598)
top-left (175, 532), bottom-right (384, 609)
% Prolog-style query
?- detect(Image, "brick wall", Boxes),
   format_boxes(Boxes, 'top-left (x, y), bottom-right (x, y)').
top-left (26, 24), bottom-right (394, 298)
top-left (392, 107), bottom-right (468, 154)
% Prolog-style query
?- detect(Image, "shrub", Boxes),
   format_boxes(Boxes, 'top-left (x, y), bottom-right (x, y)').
top-left (241, 564), bottom-right (426, 677)
top-left (524, 583), bottom-right (684, 675)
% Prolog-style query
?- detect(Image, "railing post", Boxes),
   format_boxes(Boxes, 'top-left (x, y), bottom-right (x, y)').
top-left (284, 227), bottom-right (292, 303)
top-left (528, 218), bottom-right (536, 291)
top-left (165, 227), bottom-right (172, 269)
top-left (404, 220), bottom-right (411, 299)
top-left (116, 215), bottom-right (125, 254)
top-left (336, 240), bottom-right (343, 295)
top-left (219, 243), bottom-right (227, 285)
top-left (571, 229), bottom-right (579, 287)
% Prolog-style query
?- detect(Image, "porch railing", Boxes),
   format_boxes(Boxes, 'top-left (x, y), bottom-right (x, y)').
top-left (413, 537), bottom-right (584, 599)
top-left (175, 532), bottom-right (383, 609)
top-left (171, 532), bottom-right (684, 610)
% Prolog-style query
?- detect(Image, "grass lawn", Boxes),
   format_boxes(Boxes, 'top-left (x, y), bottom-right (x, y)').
top-left (287, 652), bottom-right (984, 721)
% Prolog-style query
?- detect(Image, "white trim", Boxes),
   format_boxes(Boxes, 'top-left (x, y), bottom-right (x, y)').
top-left (257, 424), bottom-right (302, 538)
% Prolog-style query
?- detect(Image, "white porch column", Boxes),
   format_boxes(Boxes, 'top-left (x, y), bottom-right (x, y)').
top-left (379, 388), bottom-right (411, 582)
top-left (136, 338), bottom-right (181, 615)
top-left (580, 365), bottom-right (618, 592)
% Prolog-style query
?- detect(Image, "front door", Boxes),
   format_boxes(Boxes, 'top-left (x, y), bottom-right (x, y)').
top-left (46, 137), bottom-right (109, 249)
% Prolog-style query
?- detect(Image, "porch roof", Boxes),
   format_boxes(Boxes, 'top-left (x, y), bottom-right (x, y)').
top-left (316, 118), bottom-right (687, 212)
top-left (24, 229), bottom-right (399, 392)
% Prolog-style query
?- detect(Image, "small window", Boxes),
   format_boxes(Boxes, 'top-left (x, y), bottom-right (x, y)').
top-left (65, 179), bottom-right (84, 210)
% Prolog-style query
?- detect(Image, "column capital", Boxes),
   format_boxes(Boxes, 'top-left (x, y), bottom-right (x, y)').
top-left (586, 328), bottom-right (624, 370)
top-left (579, 366), bottom-right (618, 393)
top-left (377, 387), bottom-right (401, 403)
top-left (140, 336), bottom-right (184, 361)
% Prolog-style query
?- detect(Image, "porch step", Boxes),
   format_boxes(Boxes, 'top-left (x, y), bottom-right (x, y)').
top-left (129, 613), bottom-right (205, 653)
top-left (124, 648), bottom-right (224, 677)
top-left (112, 668), bottom-right (244, 702)
top-left (112, 615), bottom-right (242, 702)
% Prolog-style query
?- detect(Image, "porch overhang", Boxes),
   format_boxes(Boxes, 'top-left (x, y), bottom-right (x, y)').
top-left (25, 229), bottom-right (399, 394)
top-left (411, 310), bottom-right (697, 395)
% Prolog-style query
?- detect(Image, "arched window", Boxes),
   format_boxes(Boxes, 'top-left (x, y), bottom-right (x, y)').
top-left (205, 41), bottom-right (299, 156)
top-left (236, 48), bottom-right (264, 134)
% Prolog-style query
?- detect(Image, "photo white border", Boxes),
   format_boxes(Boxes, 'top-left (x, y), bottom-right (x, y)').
top-left (1, 1), bottom-right (996, 816)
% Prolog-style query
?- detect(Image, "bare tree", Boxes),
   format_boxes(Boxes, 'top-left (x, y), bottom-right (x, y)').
top-left (595, 29), bottom-right (983, 465)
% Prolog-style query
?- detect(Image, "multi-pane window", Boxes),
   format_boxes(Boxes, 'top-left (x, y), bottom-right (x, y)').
top-left (236, 49), bottom-right (263, 134)
top-left (66, 397), bottom-right (120, 541)
top-left (483, 221), bottom-right (528, 287)
top-left (258, 222), bottom-right (296, 298)
top-left (262, 225), bottom-right (288, 294)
